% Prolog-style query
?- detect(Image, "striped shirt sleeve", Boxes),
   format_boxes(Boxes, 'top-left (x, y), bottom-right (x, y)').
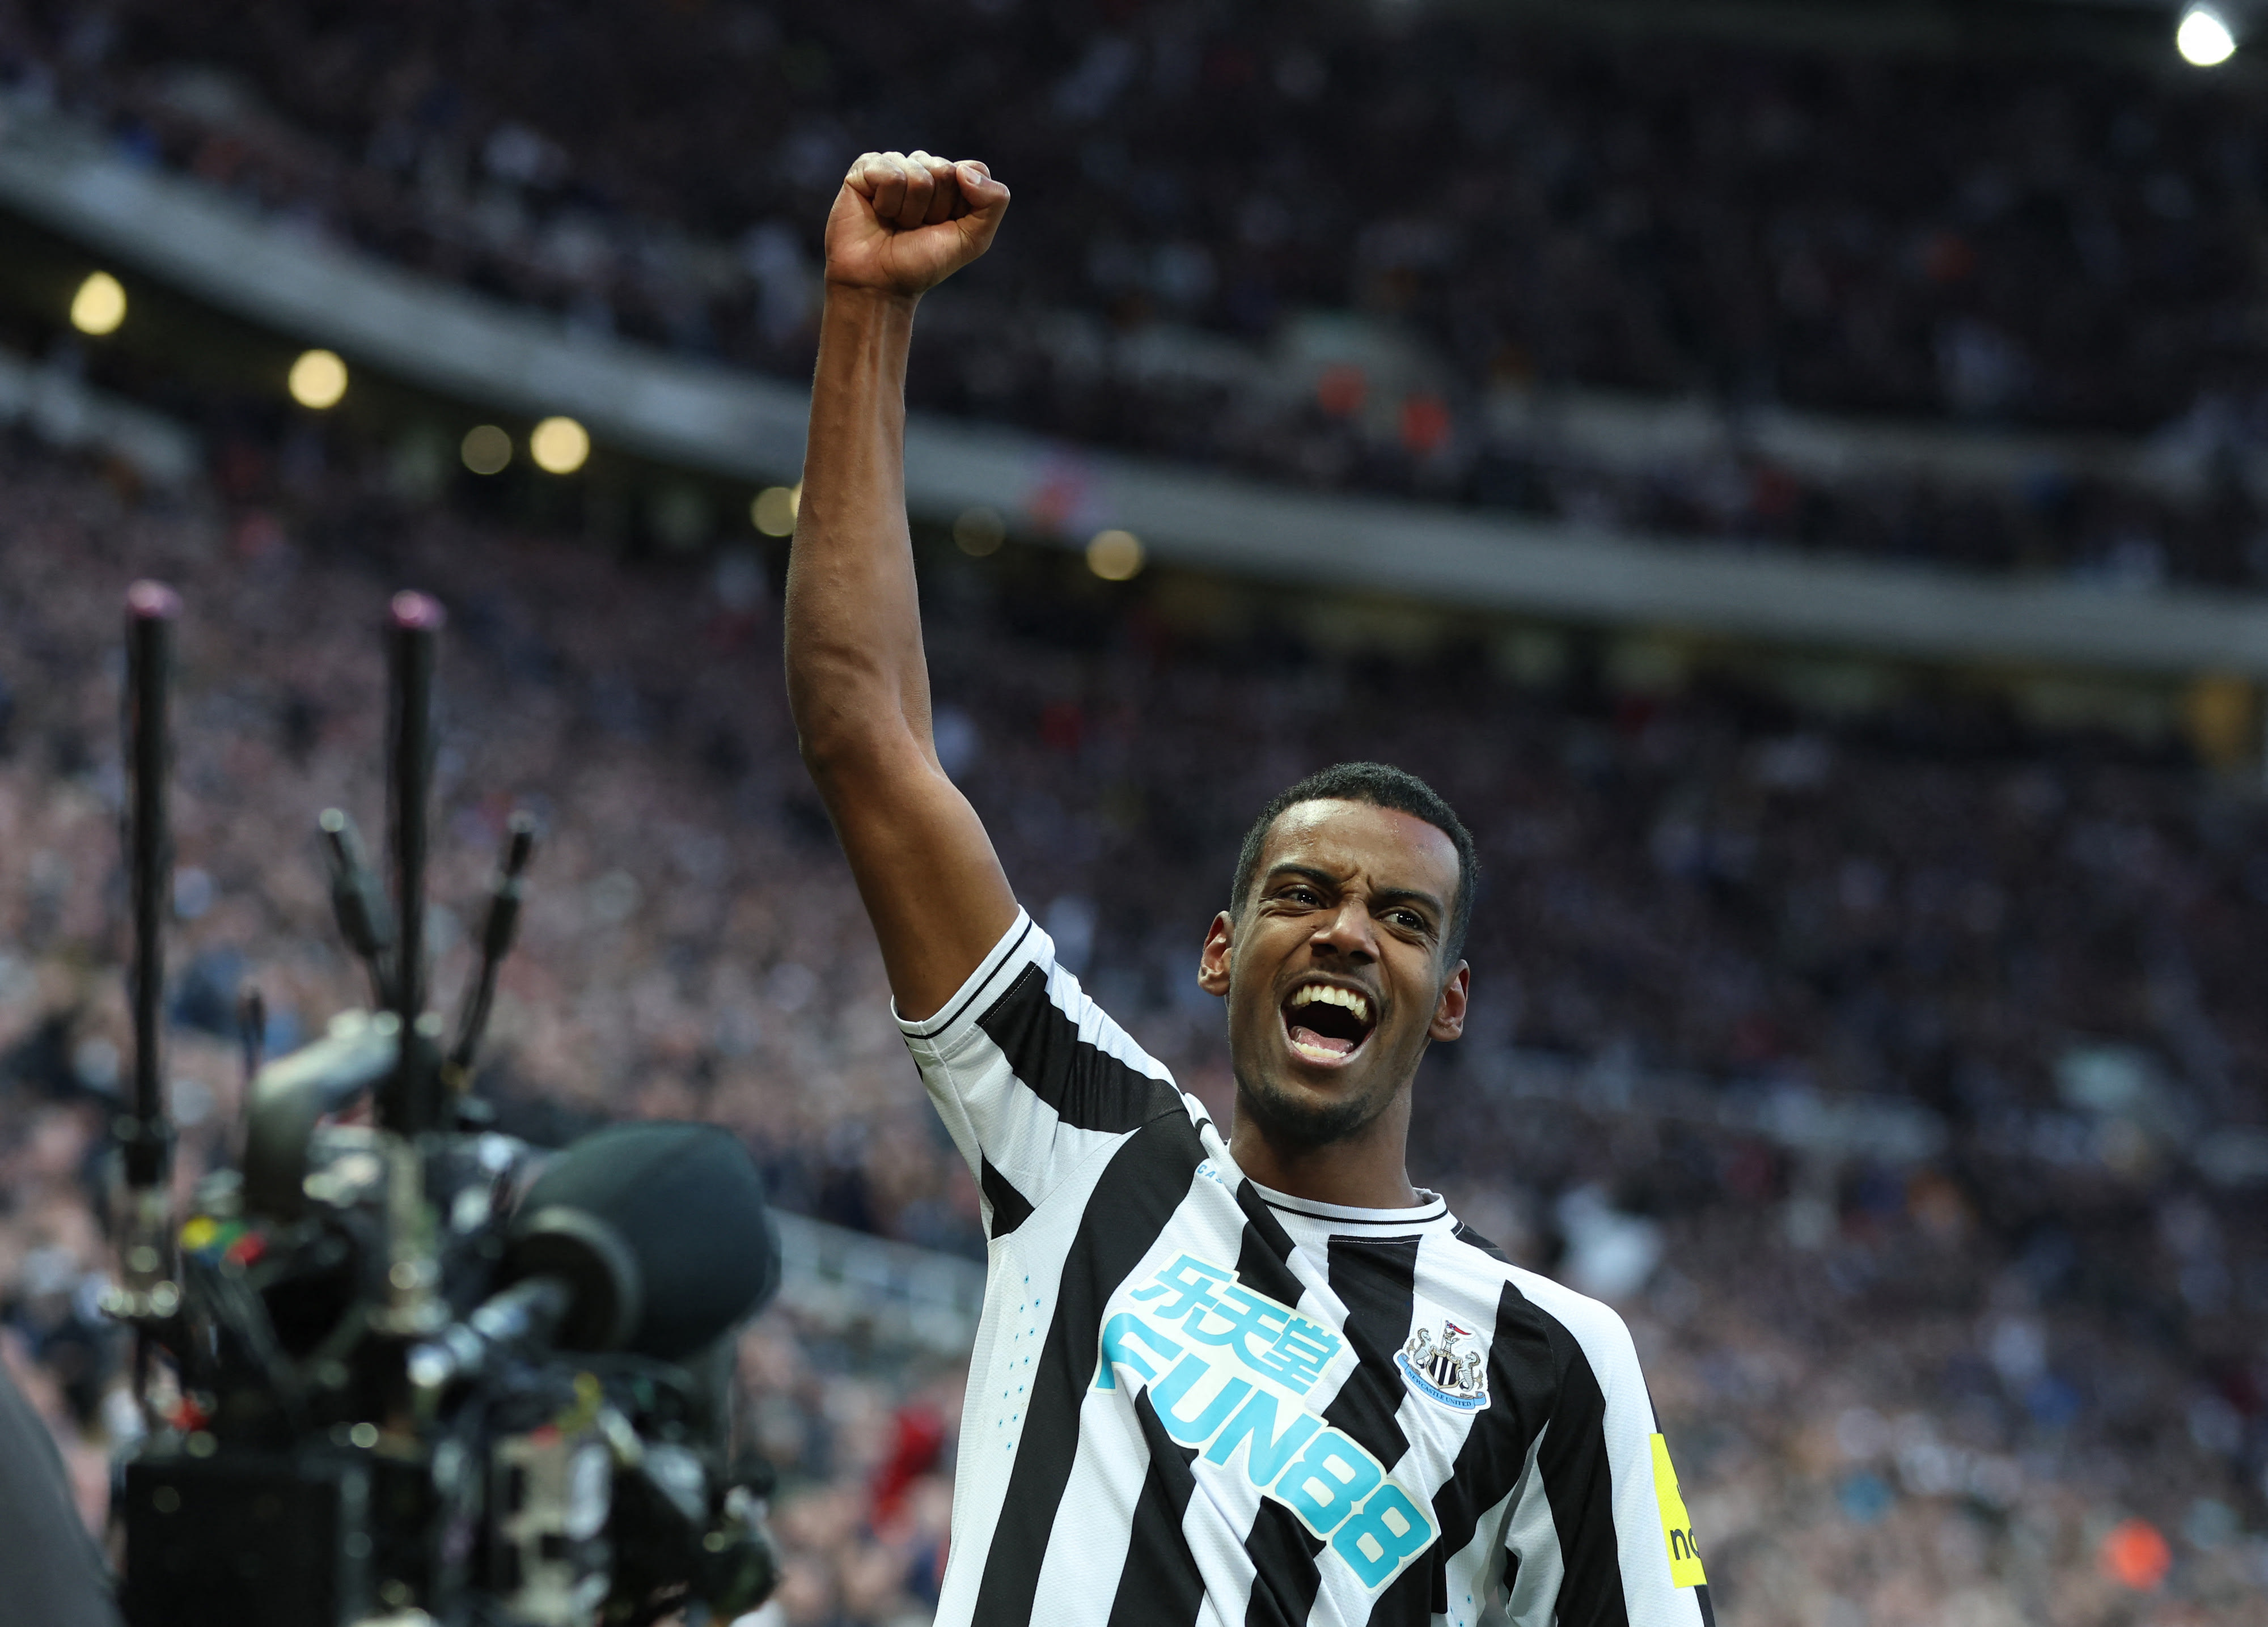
top-left (1503, 1274), bottom-right (1713, 1627)
top-left (896, 911), bottom-right (1186, 1239)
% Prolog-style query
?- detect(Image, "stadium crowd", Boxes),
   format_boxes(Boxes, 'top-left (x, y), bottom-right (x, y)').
top-left (0, 426), bottom-right (2265, 1621)
top-left (6, 2), bottom-right (2268, 584)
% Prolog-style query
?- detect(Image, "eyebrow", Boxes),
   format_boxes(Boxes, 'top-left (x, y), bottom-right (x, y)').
top-left (1263, 863), bottom-right (1446, 926)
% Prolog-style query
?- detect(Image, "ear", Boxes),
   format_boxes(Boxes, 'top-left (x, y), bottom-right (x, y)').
top-left (1428, 960), bottom-right (1470, 1043)
top-left (1198, 910), bottom-right (1234, 998)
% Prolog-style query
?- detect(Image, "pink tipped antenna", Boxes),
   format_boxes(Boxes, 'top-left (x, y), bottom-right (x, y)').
top-left (382, 591), bottom-right (446, 1133)
top-left (122, 581), bottom-right (179, 1193)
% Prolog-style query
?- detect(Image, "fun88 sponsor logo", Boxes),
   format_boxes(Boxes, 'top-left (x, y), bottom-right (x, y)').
top-left (1094, 1254), bottom-right (1437, 1590)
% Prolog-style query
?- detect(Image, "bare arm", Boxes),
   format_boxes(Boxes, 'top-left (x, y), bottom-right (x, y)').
top-left (785, 150), bottom-right (1019, 1019)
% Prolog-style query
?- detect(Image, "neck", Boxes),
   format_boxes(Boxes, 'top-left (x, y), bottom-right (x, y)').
top-left (1226, 1089), bottom-right (1421, 1210)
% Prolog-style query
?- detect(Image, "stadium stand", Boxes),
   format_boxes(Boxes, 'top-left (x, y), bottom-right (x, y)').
top-left (9, 83), bottom-right (2268, 680)
top-left (2, 3), bottom-right (2267, 1623)
top-left (1, 425), bottom-right (2265, 1621)
top-left (4, 1), bottom-right (2268, 587)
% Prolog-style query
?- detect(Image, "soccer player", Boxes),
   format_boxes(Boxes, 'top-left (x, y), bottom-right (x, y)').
top-left (785, 150), bottom-right (1713, 1627)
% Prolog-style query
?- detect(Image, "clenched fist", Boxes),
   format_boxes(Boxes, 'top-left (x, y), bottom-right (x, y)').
top-left (825, 150), bottom-right (1010, 299)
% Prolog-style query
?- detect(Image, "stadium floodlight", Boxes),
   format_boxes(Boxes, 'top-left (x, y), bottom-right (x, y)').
top-left (71, 270), bottom-right (126, 335)
top-left (288, 350), bottom-right (349, 409)
top-left (1086, 528), bottom-right (1145, 581)
top-left (462, 425), bottom-right (513, 474)
top-left (530, 415), bottom-right (590, 474)
top-left (2178, 4), bottom-right (2237, 66)
top-left (751, 484), bottom-right (800, 536)
top-left (953, 506), bottom-right (1006, 557)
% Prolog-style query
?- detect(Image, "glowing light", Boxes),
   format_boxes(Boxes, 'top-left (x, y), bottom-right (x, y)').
top-left (530, 416), bottom-right (590, 474)
top-left (953, 506), bottom-right (1006, 556)
top-left (70, 270), bottom-right (126, 335)
top-left (2097, 1519), bottom-right (2170, 1590)
top-left (751, 484), bottom-right (801, 536)
top-left (288, 349), bottom-right (349, 409)
top-left (2178, 5), bottom-right (2236, 66)
top-left (1086, 529), bottom-right (1144, 581)
top-left (461, 425), bottom-right (513, 475)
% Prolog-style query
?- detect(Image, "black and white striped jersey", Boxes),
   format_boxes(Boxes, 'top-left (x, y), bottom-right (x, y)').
top-left (899, 913), bottom-right (1715, 1627)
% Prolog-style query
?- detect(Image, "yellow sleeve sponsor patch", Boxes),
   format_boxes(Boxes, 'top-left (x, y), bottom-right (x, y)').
top-left (1650, 1433), bottom-right (1707, 1588)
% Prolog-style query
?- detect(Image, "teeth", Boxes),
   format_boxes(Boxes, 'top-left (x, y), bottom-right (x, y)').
top-left (1288, 984), bottom-right (1371, 1024)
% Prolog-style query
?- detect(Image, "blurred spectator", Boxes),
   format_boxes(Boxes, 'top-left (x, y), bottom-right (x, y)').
top-left (7, 5), bottom-right (2268, 582)
top-left (3, 391), bottom-right (2267, 1621)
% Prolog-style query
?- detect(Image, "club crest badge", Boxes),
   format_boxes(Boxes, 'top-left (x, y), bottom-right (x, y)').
top-left (1396, 1319), bottom-right (1488, 1411)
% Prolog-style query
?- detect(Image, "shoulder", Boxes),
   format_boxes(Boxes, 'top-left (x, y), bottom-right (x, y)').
top-left (897, 909), bottom-right (1197, 1131)
top-left (899, 914), bottom-right (1169, 1071)
top-left (1444, 1230), bottom-right (1651, 1403)
top-left (896, 911), bottom-right (1044, 1053)
top-left (1502, 1264), bottom-right (1652, 1418)
top-left (1505, 1265), bottom-right (1633, 1350)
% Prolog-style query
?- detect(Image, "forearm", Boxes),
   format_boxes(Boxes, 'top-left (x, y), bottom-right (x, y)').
top-left (784, 286), bottom-right (934, 772)
top-left (777, 148), bottom-right (1018, 1015)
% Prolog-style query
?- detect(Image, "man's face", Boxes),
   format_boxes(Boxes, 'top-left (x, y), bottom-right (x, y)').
top-left (1200, 799), bottom-right (1469, 1149)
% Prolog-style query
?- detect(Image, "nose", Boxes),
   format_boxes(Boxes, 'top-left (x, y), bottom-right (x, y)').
top-left (1309, 899), bottom-right (1378, 961)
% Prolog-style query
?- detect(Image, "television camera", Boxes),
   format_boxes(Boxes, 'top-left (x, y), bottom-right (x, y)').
top-left (101, 584), bottom-right (782, 1626)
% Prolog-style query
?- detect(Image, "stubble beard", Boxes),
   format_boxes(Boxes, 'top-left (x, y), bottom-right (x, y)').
top-left (1231, 1059), bottom-right (1400, 1151)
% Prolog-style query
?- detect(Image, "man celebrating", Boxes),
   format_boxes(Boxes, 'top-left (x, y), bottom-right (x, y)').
top-left (785, 150), bottom-right (1713, 1627)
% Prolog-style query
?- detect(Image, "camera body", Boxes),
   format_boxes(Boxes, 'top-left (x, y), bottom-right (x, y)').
top-left (105, 588), bottom-right (781, 1627)
top-left (117, 1053), bottom-right (780, 1627)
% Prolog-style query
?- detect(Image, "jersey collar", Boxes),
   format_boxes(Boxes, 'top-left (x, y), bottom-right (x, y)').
top-left (1242, 1176), bottom-right (1452, 1232)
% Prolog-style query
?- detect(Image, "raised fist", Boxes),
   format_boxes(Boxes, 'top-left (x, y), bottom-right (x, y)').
top-left (825, 150), bottom-right (1010, 299)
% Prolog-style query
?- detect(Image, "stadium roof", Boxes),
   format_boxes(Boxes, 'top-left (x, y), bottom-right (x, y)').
top-left (7, 78), bottom-right (2268, 680)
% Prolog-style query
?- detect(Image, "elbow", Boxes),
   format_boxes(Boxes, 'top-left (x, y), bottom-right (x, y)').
top-left (794, 724), bottom-right (862, 788)
top-left (792, 705), bottom-right (917, 795)
top-left (786, 660), bottom-right (881, 767)
top-left (784, 642), bottom-right (929, 793)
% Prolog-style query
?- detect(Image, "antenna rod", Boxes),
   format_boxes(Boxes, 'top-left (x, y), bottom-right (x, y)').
top-left (110, 581), bottom-right (183, 1403)
top-left (383, 591), bottom-right (445, 1135)
top-left (319, 807), bottom-right (397, 1008)
top-left (122, 581), bottom-right (177, 1192)
top-left (448, 812), bottom-right (538, 1085)
top-left (238, 985), bottom-right (266, 1091)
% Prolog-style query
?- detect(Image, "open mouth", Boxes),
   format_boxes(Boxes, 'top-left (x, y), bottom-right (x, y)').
top-left (1281, 981), bottom-right (1377, 1067)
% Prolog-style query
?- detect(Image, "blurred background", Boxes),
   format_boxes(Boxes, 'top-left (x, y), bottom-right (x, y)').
top-left (1, 1), bottom-right (2266, 1622)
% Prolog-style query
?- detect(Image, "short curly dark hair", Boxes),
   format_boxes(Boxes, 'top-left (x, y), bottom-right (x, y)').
top-left (1229, 762), bottom-right (1478, 963)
